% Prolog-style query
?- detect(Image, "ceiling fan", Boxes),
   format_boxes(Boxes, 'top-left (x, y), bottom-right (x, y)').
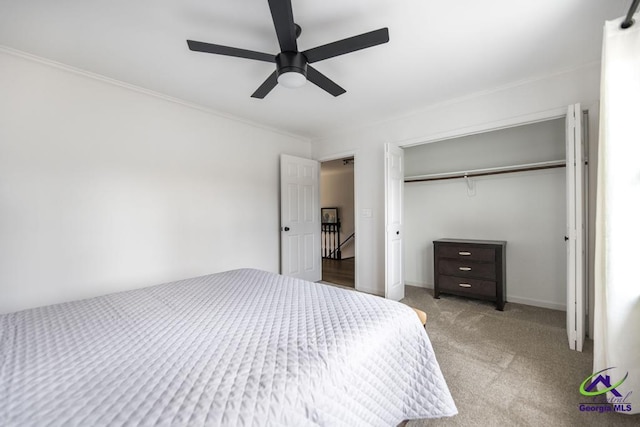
top-left (186, 0), bottom-right (389, 99)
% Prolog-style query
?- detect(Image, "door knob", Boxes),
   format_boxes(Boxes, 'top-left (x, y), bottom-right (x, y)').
top-left (396, 231), bottom-right (400, 235)
top-left (283, 227), bottom-right (290, 232)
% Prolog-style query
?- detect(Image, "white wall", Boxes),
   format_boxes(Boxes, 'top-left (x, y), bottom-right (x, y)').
top-left (406, 172), bottom-right (566, 309)
top-left (312, 63), bottom-right (601, 299)
top-left (320, 161), bottom-right (355, 258)
top-left (404, 119), bottom-right (566, 176)
top-left (0, 49), bottom-right (310, 313)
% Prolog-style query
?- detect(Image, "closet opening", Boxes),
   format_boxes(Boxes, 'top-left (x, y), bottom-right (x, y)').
top-left (400, 106), bottom-right (590, 350)
top-left (320, 157), bottom-right (356, 288)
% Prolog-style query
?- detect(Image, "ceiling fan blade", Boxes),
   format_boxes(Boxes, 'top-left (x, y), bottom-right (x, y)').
top-left (268, 0), bottom-right (298, 52)
top-left (306, 66), bottom-right (346, 97)
top-left (303, 28), bottom-right (389, 64)
top-left (187, 40), bottom-right (275, 63)
top-left (251, 71), bottom-right (279, 98)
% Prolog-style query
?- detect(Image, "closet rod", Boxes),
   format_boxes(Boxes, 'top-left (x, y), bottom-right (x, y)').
top-left (622, 0), bottom-right (639, 29)
top-left (405, 162), bottom-right (566, 183)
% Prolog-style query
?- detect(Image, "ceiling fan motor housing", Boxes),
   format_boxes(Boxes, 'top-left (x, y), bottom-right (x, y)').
top-left (276, 51), bottom-right (307, 78)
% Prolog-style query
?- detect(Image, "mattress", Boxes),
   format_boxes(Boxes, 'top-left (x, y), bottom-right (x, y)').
top-left (0, 268), bottom-right (456, 426)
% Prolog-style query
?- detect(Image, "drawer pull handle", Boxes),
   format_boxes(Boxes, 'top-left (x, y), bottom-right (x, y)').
top-left (459, 283), bottom-right (472, 288)
top-left (459, 251), bottom-right (472, 256)
top-left (459, 267), bottom-right (471, 271)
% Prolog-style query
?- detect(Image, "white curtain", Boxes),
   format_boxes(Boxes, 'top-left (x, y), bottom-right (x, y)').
top-left (593, 14), bottom-right (640, 414)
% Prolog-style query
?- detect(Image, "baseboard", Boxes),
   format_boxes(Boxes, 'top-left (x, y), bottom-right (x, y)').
top-left (404, 281), bottom-right (565, 311)
top-left (405, 281), bottom-right (433, 289)
top-left (506, 296), bottom-right (566, 311)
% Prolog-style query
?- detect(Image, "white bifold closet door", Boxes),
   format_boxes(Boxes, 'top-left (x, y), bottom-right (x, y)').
top-left (385, 144), bottom-right (404, 301)
top-left (566, 103), bottom-right (586, 352)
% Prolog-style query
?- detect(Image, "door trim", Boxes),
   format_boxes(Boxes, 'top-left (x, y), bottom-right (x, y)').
top-left (397, 107), bottom-right (568, 148)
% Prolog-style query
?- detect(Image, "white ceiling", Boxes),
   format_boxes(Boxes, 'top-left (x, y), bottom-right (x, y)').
top-left (0, 0), bottom-right (631, 139)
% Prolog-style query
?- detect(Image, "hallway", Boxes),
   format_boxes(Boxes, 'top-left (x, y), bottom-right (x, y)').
top-left (321, 258), bottom-right (355, 288)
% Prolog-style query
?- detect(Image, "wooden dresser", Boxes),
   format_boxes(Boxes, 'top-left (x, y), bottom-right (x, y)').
top-left (433, 239), bottom-right (506, 310)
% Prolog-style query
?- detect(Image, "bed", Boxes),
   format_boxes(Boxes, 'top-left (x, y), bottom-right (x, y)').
top-left (0, 268), bottom-right (456, 426)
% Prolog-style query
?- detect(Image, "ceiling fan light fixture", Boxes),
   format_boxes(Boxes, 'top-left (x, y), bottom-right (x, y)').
top-left (275, 51), bottom-right (307, 89)
top-left (277, 71), bottom-right (306, 88)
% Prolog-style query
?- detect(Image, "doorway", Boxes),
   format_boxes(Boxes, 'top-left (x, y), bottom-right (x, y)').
top-left (320, 157), bottom-right (355, 287)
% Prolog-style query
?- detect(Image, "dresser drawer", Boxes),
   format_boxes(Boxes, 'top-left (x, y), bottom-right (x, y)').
top-left (438, 259), bottom-right (496, 280)
top-left (436, 245), bottom-right (495, 262)
top-left (438, 275), bottom-right (496, 298)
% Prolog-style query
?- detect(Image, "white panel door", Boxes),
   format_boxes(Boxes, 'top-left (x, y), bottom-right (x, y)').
top-left (280, 154), bottom-right (321, 282)
top-left (566, 103), bottom-right (586, 351)
top-left (385, 144), bottom-right (404, 301)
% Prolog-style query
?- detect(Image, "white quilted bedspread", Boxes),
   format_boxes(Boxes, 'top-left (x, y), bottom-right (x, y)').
top-left (0, 269), bottom-right (456, 426)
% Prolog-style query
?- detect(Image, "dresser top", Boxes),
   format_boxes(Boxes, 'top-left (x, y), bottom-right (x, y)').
top-left (434, 238), bottom-right (507, 246)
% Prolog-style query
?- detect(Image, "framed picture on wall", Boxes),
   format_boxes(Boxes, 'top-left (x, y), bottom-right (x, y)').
top-left (321, 207), bottom-right (338, 224)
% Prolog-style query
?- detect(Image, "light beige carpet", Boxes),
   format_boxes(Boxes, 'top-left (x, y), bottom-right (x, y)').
top-left (401, 286), bottom-right (640, 426)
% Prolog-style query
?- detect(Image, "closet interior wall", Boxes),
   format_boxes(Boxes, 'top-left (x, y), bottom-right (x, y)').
top-left (404, 118), bottom-right (568, 310)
